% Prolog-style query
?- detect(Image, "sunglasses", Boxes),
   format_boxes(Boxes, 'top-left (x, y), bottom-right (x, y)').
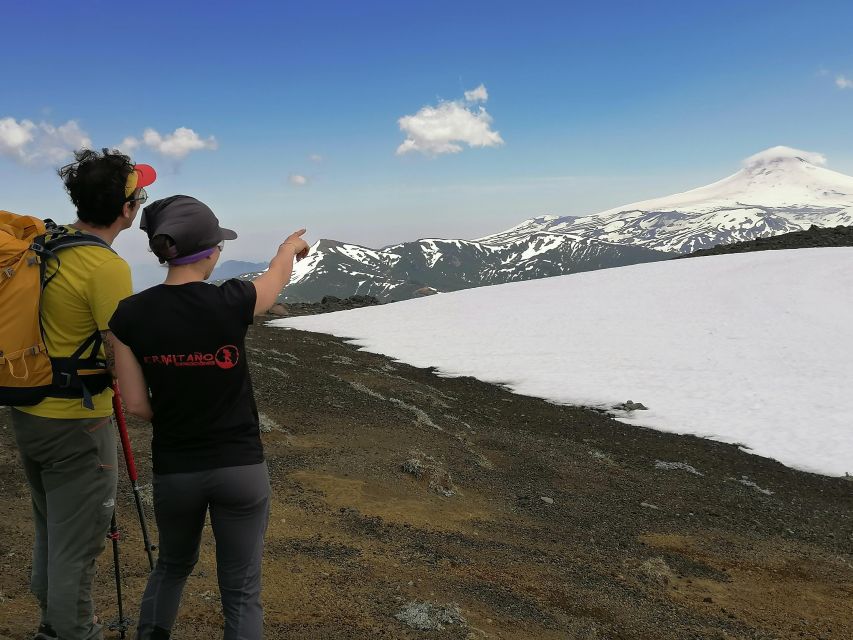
top-left (126, 187), bottom-right (148, 204)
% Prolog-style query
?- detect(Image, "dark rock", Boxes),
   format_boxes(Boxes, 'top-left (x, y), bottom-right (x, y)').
top-left (680, 225), bottom-right (853, 259)
top-left (617, 400), bottom-right (648, 411)
top-left (276, 295), bottom-right (383, 317)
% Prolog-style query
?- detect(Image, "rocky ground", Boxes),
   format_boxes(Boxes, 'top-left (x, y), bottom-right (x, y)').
top-left (680, 224), bottom-right (853, 259)
top-left (268, 294), bottom-right (383, 317)
top-left (0, 321), bottom-right (851, 639)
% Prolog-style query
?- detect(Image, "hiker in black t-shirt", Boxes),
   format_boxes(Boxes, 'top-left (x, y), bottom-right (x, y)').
top-left (108, 195), bottom-right (309, 640)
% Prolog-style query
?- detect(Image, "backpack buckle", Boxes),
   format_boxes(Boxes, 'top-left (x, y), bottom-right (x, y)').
top-left (57, 372), bottom-right (72, 389)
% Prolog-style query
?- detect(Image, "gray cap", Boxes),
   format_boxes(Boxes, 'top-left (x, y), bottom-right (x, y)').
top-left (140, 195), bottom-right (237, 262)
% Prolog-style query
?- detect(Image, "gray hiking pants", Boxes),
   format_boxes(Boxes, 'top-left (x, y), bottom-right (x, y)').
top-left (136, 462), bottom-right (270, 640)
top-left (11, 409), bottom-right (118, 640)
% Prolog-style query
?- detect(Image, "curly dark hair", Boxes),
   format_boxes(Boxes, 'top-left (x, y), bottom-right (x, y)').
top-left (58, 148), bottom-right (135, 227)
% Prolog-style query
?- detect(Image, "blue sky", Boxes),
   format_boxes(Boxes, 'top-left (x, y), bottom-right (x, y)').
top-left (2, 0), bottom-right (852, 268)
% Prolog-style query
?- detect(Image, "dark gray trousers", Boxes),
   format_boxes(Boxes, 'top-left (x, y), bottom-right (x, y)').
top-left (136, 462), bottom-right (270, 640)
top-left (11, 409), bottom-right (118, 640)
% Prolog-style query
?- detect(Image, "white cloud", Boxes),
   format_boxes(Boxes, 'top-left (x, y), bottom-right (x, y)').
top-left (396, 86), bottom-right (504, 156)
top-left (139, 127), bottom-right (218, 159)
top-left (743, 145), bottom-right (827, 168)
top-left (836, 75), bottom-right (853, 89)
top-left (464, 84), bottom-right (489, 103)
top-left (289, 173), bottom-right (309, 186)
top-left (0, 118), bottom-right (216, 166)
top-left (37, 121), bottom-right (91, 165)
top-left (0, 117), bottom-right (90, 166)
top-left (0, 118), bottom-right (35, 159)
top-left (118, 136), bottom-right (140, 152)
top-left (309, 153), bottom-right (323, 162)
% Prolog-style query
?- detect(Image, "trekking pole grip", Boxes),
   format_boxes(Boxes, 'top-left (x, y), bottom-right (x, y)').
top-left (112, 382), bottom-right (139, 482)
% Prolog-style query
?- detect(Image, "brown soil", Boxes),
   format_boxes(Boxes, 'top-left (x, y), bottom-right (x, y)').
top-left (1, 322), bottom-right (851, 639)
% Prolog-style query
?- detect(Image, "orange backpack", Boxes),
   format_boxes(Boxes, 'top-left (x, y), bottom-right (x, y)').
top-left (0, 211), bottom-right (114, 408)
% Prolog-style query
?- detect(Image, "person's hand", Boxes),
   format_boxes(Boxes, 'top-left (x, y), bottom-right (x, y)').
top-left (281, 229), bottom-right (310, 261)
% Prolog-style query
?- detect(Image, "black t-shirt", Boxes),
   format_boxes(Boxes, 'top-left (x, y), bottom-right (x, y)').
top-left (109, 279), bottom-right (262, 474)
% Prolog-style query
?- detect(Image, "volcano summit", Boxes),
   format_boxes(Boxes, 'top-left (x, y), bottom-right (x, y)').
top-left (477, 146), bottom-right (853, 253)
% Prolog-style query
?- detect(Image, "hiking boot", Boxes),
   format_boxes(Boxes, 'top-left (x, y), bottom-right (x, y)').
top-left (33, 623), bottom-right (57, 639)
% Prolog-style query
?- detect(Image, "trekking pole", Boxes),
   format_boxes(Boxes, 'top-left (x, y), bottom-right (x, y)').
top-left (112, 382), bottom-right (156, 570)
top-left (107, 513), bottom-right (131, 639)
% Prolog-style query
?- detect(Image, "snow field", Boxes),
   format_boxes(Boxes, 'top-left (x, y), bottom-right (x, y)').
top-left (270, 248), bottom-right (853, 476)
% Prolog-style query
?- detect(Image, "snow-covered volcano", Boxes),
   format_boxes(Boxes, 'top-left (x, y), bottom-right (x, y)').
top-left (477, 146), bottom-right (853, 253)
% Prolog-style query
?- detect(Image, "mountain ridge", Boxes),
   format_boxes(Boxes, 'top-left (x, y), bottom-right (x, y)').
top-left (247, 234), bottom-right (669, 303)
top-left (228, 146), bottom-right (853, 302)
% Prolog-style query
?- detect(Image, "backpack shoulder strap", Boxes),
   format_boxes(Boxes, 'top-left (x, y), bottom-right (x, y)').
top-left (44, 227), bottom-right (115, 254)
top-left (32, 225), bottom-right (117, 409)
top-left (35, 225), bottom-right (117, 290)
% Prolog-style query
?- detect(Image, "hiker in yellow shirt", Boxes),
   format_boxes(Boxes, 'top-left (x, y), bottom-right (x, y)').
top-left (10, 148), bottom-right (156, 640)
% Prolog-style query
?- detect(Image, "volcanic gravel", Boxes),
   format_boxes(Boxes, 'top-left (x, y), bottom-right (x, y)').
top-left (0, 320), bottom-right (850, 639)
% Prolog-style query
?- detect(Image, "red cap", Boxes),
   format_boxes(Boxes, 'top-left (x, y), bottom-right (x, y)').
top-left (125, 164), bottom-right (157, 197)
top-left (134, 164), bottom-right (157, 188)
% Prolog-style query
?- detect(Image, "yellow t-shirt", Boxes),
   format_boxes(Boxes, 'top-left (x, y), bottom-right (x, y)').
top-left (17, 227), bottom-right (132, 418)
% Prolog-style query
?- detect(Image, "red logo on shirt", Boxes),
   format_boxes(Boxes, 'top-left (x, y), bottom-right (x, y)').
top-left (143, 345), bottom-right (240, 369)
top-left (215, 345), bottom-right (239, 369)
